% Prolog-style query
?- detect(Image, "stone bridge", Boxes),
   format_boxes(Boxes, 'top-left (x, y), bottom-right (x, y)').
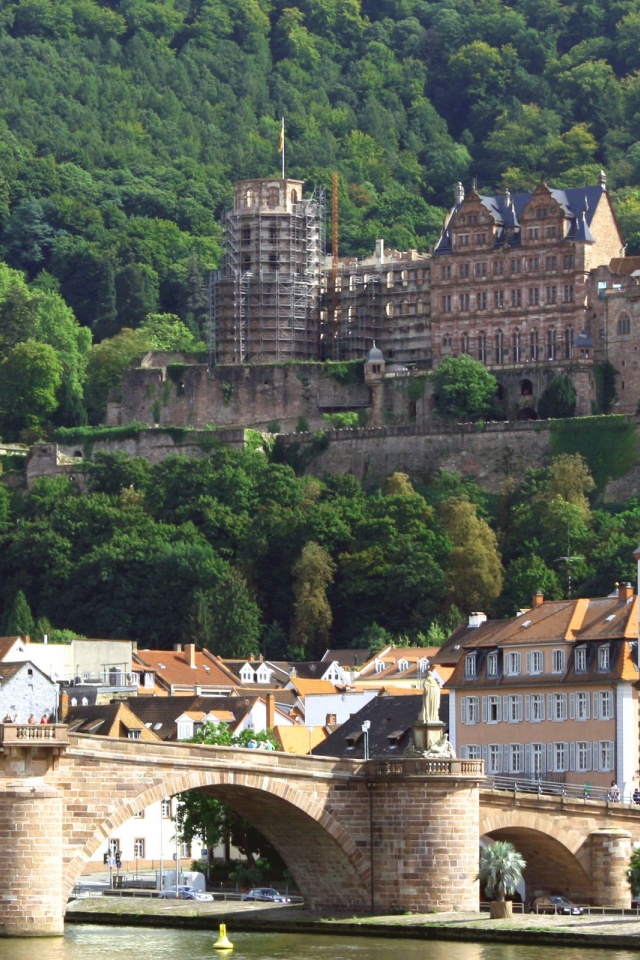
top-left (0, 725), bottom-right (638, 936)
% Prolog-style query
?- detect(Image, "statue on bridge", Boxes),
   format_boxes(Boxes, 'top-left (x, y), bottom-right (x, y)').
top-left (424, 732), bottom-right (455, 759)
top-left (420, 670), bottom-right (441, 724)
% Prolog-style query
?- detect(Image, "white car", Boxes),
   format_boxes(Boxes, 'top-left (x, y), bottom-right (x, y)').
top-left (158, 885), bottom-right (213, 901)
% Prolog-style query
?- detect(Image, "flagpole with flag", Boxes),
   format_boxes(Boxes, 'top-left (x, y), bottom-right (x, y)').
top-left (278, 117), bottom-right (285, 178)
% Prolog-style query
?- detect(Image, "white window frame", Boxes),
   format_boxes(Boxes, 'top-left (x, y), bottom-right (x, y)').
top-left (552, 648), bottom-right (566, 674)
top-left (527, 650), bottom-right (543, 675)
top-left (595, 740), bottom-right (614, 772)
top-left (161, 798), bottom-right (172, 818)
top-left (505, 651), bottom-right (521, 676)
top-left (595, 690), bottom-right (613, 720)
top-left (574, 646), bottom-right (587, 672)
top-left (553, 741), bottom-right (568, 773)
top-left (573, 691), bottom-right (590, 720)
top-left (134, 838), bottom-right (145, 859)
top-left (531, 742), bottom-right (544, 777)
top-left (507, 694), bottom-right (523, 723)
top-left (486, 652), bottom-right (498, 677)
top-left (487, 695), bottom-right (501, 724)
top-left (528, 693), bottom-right (545, 722)
top-left (462, 696), bottom-right (480, 725)
top-left (464, 653), bottom-right (477, 678)
top-left (488, 744), bottom-right (502, 774)
top-left (509, 743), bottom-right (523, 774)
top-left (576, 741), bottom-right (591, 772)
top-left (551, 692), bottom-right (567, 721)
top-left (598, 645), bottom-right (610, 671)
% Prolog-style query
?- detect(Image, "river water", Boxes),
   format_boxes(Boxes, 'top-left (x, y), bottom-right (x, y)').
top-left (0, 928), bottom-right (634, 960)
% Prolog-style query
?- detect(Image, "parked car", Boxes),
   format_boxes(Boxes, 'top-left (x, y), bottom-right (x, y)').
top-left (241, 887), bottom-right (291, 903)
top-left (528, 895), bottom-right (583, 915)
top-left (158, 885), bottom-right (213, 901)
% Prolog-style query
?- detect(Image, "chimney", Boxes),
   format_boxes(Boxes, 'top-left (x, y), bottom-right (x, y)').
top-left (619, 582), bottom-right (634, 602)
top-left (266, 692), bottom-right (275, 730)
top-left (59, 691), bottom-right (69, 721)
top-left (532, 591), bottom-right (545, 608)
top-left (468, 612), bottom-right (487, 628)
top-left (185, 643), bottom-right (196, 668)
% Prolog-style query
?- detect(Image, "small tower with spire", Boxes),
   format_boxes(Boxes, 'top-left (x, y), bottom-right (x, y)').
top-left (364, 342), bottom-right (386, 426)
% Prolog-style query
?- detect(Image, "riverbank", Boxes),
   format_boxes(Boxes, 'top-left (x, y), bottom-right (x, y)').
top-left (66, 896), bottom-right (640, 949)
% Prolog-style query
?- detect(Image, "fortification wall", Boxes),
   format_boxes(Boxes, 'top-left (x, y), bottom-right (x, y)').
top-left (277, 421), bottom-right (554, 491)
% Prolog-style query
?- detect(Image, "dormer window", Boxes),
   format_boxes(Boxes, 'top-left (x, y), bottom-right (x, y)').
top-left (240, 664), bottom-right (254, 683)
top-left (598, 644), bottom-right (610, 671)
top-left (465, 653), bottom-right (477, 678)
top-left (397, 658), bottom-right (409, 673)
top-left (527, 650), bottom-right (543, 674)
top-left (374, 659), bottom-right (384, 674)
top-left (486, 652), bottom-right (498, 677)
top-left (552, 649), bottom-right (566, 674)
top-left (575, 646), bottom-right (587, 673)
top-left (505, 651), bottom-right (521, 676)
top-left (418, 658), bottom-right (429, 676)
top-left (256, 665), bottom-right (271, 683)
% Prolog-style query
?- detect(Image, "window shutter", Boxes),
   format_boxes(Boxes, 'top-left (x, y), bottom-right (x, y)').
top-left (496, 698), bottom-right (502, 723)
top-left (481, 744), bottom-right (488, 765)
top-left (482, 697), bottom-right (488, 723)
top-left (593, 692), bottom-right (600, 719)
top-left (502, 695), bottom-right (509, 720)
top-left (497, 744), bottom-right (503, 772)
top-left (547, 693), bottom-right (553, 719)
top-left (585, 742), bottom-right (592, 771)
top-left (569, 742), bottom-right (576, 771)
top-left (585, 695), bottom-right (590, 720)
top-left (569, 693), bottom-right (575, 720)
top-left (547, 743), bottom-right (554, 771)
top-left (461, 697), bottom-right (468, 724)
top-left (526, 651), bottom-right (532, 674)
top-left (561, 694), bottom-right (567, 721)
top-left (525, 695), bottom-right (530, 721)
top-left (525, 743), bottom-right (532, 774)
top-left (592, 742), bottom-right (600, 771)
top-left (517, 695), bottom-right (523, 721)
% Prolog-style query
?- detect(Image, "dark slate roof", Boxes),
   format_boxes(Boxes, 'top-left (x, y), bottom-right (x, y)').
top-left (121, 694), bottom-right (260, 740)
top-left (434, 184), bottom-right (604, 254)
top-left (311, 693), bottom-right (448, 761)
top-left (321, 649), bottom-right (371, 667)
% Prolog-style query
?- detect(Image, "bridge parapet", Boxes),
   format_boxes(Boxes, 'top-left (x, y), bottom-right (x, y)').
top-left (370, 757), bottom-right (484, 779)
top-left (0, 723), bottom-right (69, 748)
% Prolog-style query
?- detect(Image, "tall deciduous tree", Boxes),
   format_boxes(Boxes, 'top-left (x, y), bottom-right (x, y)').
top-left (439, 497), bottom-right (503, 613)
top-left (290, 541), bottom-right (336, 659)
top-left (0, 340), bottom-right (63, 438)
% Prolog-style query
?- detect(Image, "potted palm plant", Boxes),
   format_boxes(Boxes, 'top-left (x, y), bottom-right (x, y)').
top-left (478, 841), bottom-right (526, 919)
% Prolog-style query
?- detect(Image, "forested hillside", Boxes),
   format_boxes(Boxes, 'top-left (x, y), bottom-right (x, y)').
top-left (0, 0), bottom-right (639, 343)
top-left (2, 450), bottom-right (640, 652)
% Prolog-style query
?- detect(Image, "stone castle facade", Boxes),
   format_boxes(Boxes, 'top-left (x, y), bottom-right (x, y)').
top-left (118, 175), bottom-right (640, 433)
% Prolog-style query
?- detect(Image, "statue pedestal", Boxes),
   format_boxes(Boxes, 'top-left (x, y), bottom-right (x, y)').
top-left (409, 721), bottom-right (445, 756)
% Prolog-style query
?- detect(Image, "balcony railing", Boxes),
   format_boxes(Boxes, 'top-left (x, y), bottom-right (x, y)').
top-left (0, 723), bottom-right (69, 747)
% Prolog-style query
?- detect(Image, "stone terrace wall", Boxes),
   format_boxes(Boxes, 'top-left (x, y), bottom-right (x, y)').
top-left (277, 420), bottom-right (553, 492)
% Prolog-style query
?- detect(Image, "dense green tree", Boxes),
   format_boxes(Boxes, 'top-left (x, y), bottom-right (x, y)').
top-left (0, 340), bottom-right (63, 438)
top-left (432, 355), bottom-right (499, 421)
top-left (4, 589), bottom-right (35, 637)
top-left (83, 328), bottom-right (150, 424)
top-left (439, 497), bottom-right (503, 614)
top-left (537, 375), bottom-right (577, 419)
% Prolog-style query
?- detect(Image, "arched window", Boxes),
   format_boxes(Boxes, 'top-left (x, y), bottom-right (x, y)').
top-left (564, 326), bottom-right (574, 359)
top-left (530, 329), bottom-right (539, 362)
top-left (547, 327), bottom-right (556, 360)
top-left (618, 313), bottom-right (631, 336)
top-left (245, 188), bottom-right (255, 207)
top-left (512, 330), bottom-right (521, 363)
top-left (291, 189), bottom-right (298, 204)
top-left (478, 332), bottom-right (487, 363)
top-left (461, 332), bottom-right (470, 354)
top-left (385, 302), bottom-right (394, 318)
top-left (495, 329), bottom-right (505, 364)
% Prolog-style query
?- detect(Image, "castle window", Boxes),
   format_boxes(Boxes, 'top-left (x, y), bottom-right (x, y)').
top-left (546, 255), bottom-right (557, 270)
top-left (494, 290), bottom-right (504, 309)
top-left (291, 189), bottom-right (298, 203)
top-left (493, 260), bottom-right (504, 275)
top-left (528, 257), bottom-right (539, 271)
top-left (546, 225), bottom-right (557, 238)
top-left (460, 293), bottom-right (470, 311)
top-left (547, 328), bottom-right (556, 360)
top-left (618, 313), bottom-right (631, 335)
top-left (564, 327), bottom-right (573, 360)
top-left (510, 289), bottom-right (522, 307)
top-left (512, 330), bottom-right (521, 363)
top-left (529, 330), bottom-right (539, 361)
top-left (459, 262), bottom-right (470, 278)
top-left (457, 233), bottom-right (470, 247)
top-left (241, 226), bottom-right (251, 243)
top-left (527, 226), bottom-right (540, 240)
top-left (563, 284), bottom-right (575, 302)
top-left (529, 287), bottom-right (539, 305)
top-left (441, 264), bottom-right (452, 279)
top-left (564, 254), bottom-right (575, 269)
top-left (245, 188), bottom-right (255, 206)
top-left (477, 292), bottom-right (487, 310)
top-left (461, 333), bottom-right (470, 353)
top-left (546, 285), bottom-right (557, 304)
top-left (511, 258), bottom-right (522, 273)
top-left (474, 261), bottom-right (487, 277)
top-left (478, 332), bottom-right (487, 363)
top-left (494, 330), bottom-right (505, 364)
top-left (441, 295), bottom-right (451, 313)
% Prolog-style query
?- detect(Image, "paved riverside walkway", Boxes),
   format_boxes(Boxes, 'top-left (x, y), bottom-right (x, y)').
top-left (66, 897), bottom-right (640, 948)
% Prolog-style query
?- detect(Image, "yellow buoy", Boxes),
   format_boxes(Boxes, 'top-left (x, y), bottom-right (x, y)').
top-left (214, 922), bottom-right (234, 950)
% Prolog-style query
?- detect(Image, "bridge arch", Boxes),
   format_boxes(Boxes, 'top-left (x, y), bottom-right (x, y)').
top-left (480, 810), bottom-right (590, 902)
top-left (64, 768), bottom-right (371, 912)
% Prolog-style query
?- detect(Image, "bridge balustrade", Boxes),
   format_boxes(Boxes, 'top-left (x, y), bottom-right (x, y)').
top-left (0, 722), bottom-right (69, 746)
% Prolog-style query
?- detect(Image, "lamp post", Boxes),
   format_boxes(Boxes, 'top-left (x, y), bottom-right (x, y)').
top-left (362, 720), bottom-right (370, 761)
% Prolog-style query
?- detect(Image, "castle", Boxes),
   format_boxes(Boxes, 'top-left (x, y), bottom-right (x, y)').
top-left (112, 174), bottom-right (640, 432)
